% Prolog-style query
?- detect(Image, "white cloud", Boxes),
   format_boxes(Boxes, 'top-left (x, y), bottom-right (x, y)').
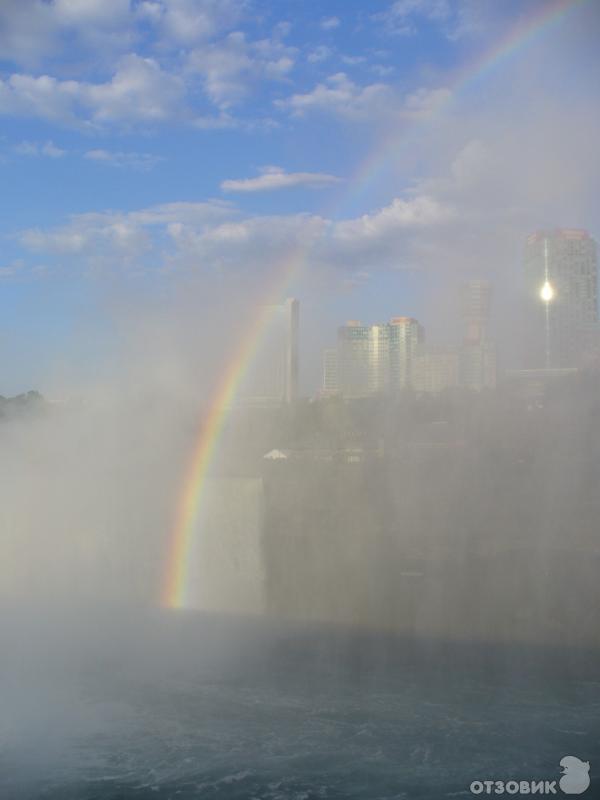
top-left (191, 112), bottom-right (241, 129)
top-left (42, 140), bottom-right (66, 158)
top-left (273, 21), bottom-right (292, 38)
top-left (0, 2), bottom-right (291, 126)
top-left (169, 213), bottom-right (327, 272)
top-left (84, 55), bottom-right (185, 123)
top-left (17, 193), bottom-right (454, 277)
top-left (373, 0), bottom-right (451, 35)
top-left (0, 73), bottom-right (83, 125)
top-left (84, 149), bottom-right (163, 171)
top-left (404, 86), bottom-right (452, 115)
top-left (320, 16), bottom-right (340, 31)
top-left (325, 195), bottom-right (455, 269)
top-left (307, 46), bottom-right (333, 64)
top-left (221, 166), bottom-right (341, 193)
top-left (341, 270), bottom-right (372, 291)
top-left (0, 259), bottom-right (26, 279)
top-left (392, 0), bottom-right (451, 20)
top-left (0, 55), bottom-right (186, 127)
top-left (340, 54), bottom-right (367, 66)
top-left (333, 195), bottom-right (454, 243)
top-left (13, 142), bottom-right (38, 157)
top-left (0, 1), bottom-right (57, 66)
top-left (187, 30), bottom-right (296, 109)
top-left (14, 140), bottom-right (66, 158)
top-left (187, 35), bottom-right (250, 107)
top-left (21, 226), bottom-right (93, 255)
top-left (372, 0), bottom-right (487, 39)
top-left (0, 0), bottom-right (136, 67)
top-left (53, 0), bottom-right (132, 27)
top-left (19, 202), bottom-right (236, 263)
top-left (127, 201), bottom-right (234, 228)
top-left (277, 73), bottom-right (394, 120)
top-left (0, 0), bottom-right (244, 68)
top-left (371, 64), bottom-right (395, 77)
top-left (151, 0), bottom-right (245, 45)
top-left (20, 212), bottom-right (153, 266)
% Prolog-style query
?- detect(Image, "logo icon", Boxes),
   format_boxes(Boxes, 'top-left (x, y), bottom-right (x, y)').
top-left (560, 756), bottom-right (590, 795)
top-left (469, 755), bottom-right (591, 795)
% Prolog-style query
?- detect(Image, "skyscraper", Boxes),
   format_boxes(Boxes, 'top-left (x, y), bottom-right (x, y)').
top-left (460, 280), bottom-right (496, 390)
top-left (321, 348), bottom-right (339, 396)
top-left (461, 280), bottom-right (491, 344)
top-left (337, 317), bottom-right (423, 398)
top-left (524, 229), bottom-right (598, 368)
top-left (240, 297), bottom-right (299, 404)
top-left (412, 345), bottom-right (460, 394)
top-left (337, 321), bottom-right (390, 398)
top-left (389, 317), bottom-right (424, 392)
top-left (285, 297), bottom-right (299, 403)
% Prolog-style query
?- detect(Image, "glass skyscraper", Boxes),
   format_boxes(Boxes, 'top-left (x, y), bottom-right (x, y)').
top-left (241, 298), bottom-right (299, 404)
top-left (524, 229), bottom-right (597, 368)
top-left (337, 317), bottom-right (423, 398)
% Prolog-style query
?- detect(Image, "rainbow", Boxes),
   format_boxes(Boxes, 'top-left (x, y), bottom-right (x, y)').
top-left (161, 0), bottom-right (586, 610)
top-left (342, 0), bottom-right (587, 215)
top-left (161, 251), bottom-right (304, 608)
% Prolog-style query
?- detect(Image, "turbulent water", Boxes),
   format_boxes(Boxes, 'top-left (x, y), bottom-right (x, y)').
top-left (1, 607), bottom-right (598, 800)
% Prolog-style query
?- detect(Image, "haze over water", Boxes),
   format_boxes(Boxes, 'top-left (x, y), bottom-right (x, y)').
top-left (1, 1), bottom-right (600, 798)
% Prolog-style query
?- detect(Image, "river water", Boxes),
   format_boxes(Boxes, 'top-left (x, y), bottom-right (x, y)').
top-left (1, 607), bottom-right (598, 799)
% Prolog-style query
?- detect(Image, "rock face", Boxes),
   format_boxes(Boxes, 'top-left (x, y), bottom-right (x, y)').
top-left (186, 477), bottom-right (266, 615)
top-left (193, 448), bottom-right (600, 649)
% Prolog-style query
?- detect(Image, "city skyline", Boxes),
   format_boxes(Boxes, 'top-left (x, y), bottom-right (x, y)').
top-left (318, 227), bottom-right (598, 399)
top-left (0, 0), bottom-right (599, 396)
top-left (1, 219), bottom-right (599, 401)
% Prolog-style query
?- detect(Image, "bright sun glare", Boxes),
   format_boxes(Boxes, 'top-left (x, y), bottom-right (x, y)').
top-left (540, 281), bottom-right (554, 302)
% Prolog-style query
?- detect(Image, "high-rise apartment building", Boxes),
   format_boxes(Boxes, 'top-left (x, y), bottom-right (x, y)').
top-left (389, 317), bottom-right (423, 391)
top-left (462, 280), bottom-right (491, 344)
top-left (524, 229), bottom-right (597, 368)
top-left (337, 321), bottom-right (390, 398)
top-left (285, 297), bottom-right (299, 403)
top-left (412, 345), bottom-right (460, 394)
top-left (460, 280), bottom-right (496, 390)
top-left (461, 342), bottom-right (496, 391)
top-left (322, 348), bottom-right (339, 396)
top-left (337, 317), bottom-right (423, 398)
top-left (240, 297), bottom-right (299, 404)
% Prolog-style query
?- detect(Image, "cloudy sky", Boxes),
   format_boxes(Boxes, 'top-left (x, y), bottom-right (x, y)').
top-left (0, 0), bottom-right (599, 393)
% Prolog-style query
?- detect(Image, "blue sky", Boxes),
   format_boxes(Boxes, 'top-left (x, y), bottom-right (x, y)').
top-left (1, 0), bottom-right (599, 394)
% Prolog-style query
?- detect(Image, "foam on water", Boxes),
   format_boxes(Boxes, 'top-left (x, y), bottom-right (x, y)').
top-left (1, 608), bottom-right (598, 799)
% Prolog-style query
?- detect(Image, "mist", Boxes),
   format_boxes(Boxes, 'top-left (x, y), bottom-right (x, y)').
top-left (3, 272), bottom-right (600, 797)
top-left (2, 1), bottom-right (600, 798)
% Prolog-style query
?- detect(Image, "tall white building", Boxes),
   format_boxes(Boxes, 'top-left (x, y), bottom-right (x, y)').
top-left (336, 317), bottom-right (423, 398)
top-left (240, 298), bottom-right (299, 404)
top-left (460, 280), bottom-right (496, 390)
top-left (461, 342), bottom-right (496, 391)
top-left (389, 317), bottom-right (423, 391)
top-left (337, 321), bottom-right (390, 398)
top-left (321, 348), bottom-right (339, 396)
top-left (461, 280), bottom-right (491, 344)
top-left (412, 345), bottom-right (460, 394)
